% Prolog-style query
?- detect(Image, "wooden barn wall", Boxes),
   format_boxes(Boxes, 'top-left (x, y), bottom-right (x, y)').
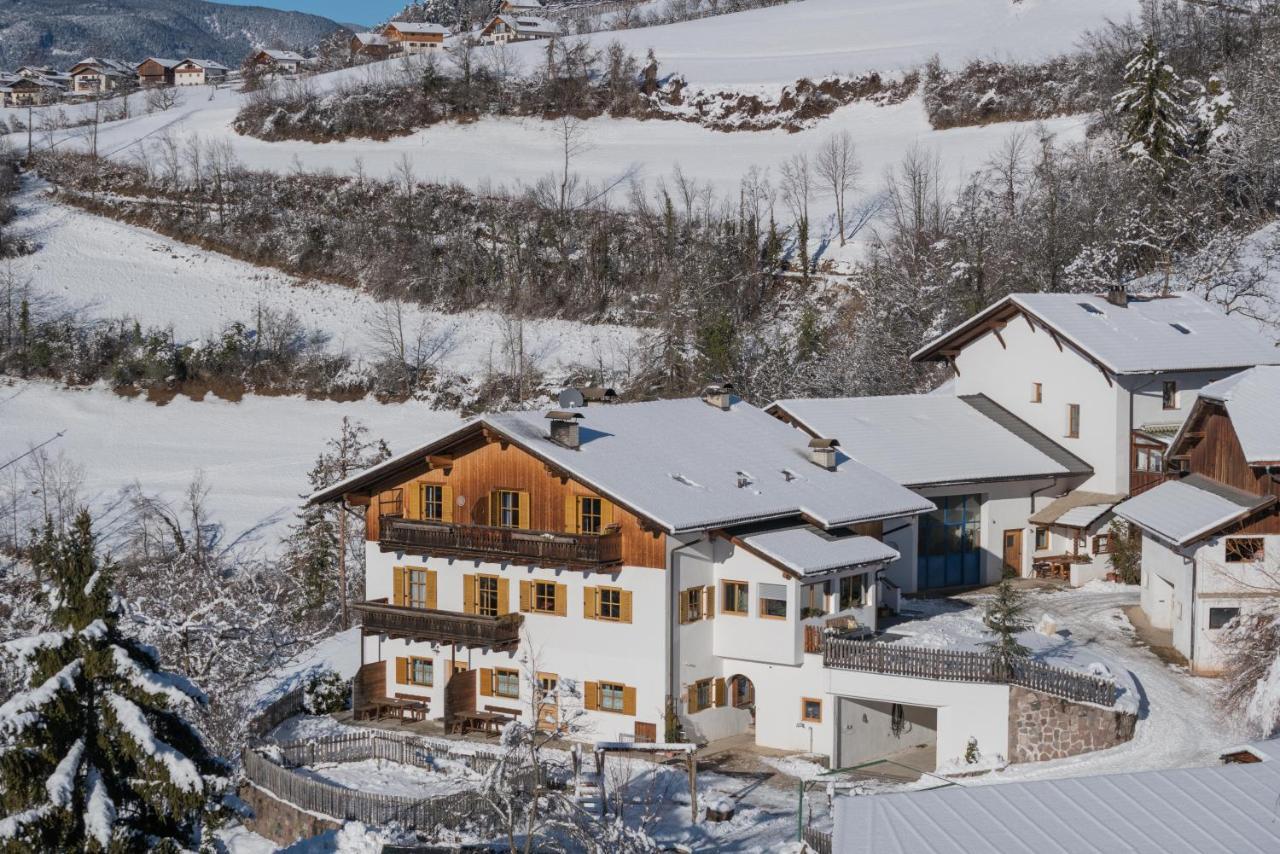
top-left (362, 436), bottom-right (667, 568)
top-left (1185, 406), bottom-right (1280, 536)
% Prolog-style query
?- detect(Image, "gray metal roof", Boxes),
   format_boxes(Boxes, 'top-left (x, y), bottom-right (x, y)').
top-left (738, 527), bottom-right (898, 576)
top-left (1113, 474), bottom-right (1272, 545)
top-left (833, 741), bottom-right (1280, 854)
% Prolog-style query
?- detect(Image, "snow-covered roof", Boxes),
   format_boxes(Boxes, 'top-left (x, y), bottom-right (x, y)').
top-left (738, 527), bottom-right (898, 577)
top-left (138, 58), bottom-right (181, 70)
top-left (311, 397), bottom-right (934, 534)
top-left (70, 58), bottom-right (132, 76)
top-left (768, 394), bottom-right (1091, 488)
top-left (1187, 366), bottom-right (1280, 464)
top-left (353, 32), bottom-right (391, 46)
top-left (1029, 490), bottom-right (1125, 528)
top-left (833, 740), bottom-right (1280, 854)
top-left (386, 21), bottom-right (450, 35)
top-left (503, 0), bottom-right (545, 8)
top-left (179, 59), bottom-right (230, 71)
top-left (492, 14), bottom-right (561, 34)
top-left (913, 292), bottom-right (1280, 375)
top-left (1114, 474), bottom-right (1273, 546)
top-left (1054, 503), bottom-right (1114, 529)
top-left (261, 49), bottom-right (306, 62)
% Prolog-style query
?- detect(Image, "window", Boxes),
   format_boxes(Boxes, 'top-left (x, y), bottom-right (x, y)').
top-left (1066, 403), bottom-right (1080, 438)
top-left (1134, 445), bottom-right (1165, 473)
top-left (532, 581), bottom-right (558, 614)
top-left (801, 698), bottom-right (822, 723)
top-left (599, 682), bottom-right (625, 713)
top-left (407, 568), bottom-right (432, 609)
top-left (1225, 537), bottom-right (1264, 563)
top-left (916, 493), bottom-right (983, 589)
top-left (800, 582), bottom-right (828, 618)
top-left (1032, 382), bottom-right (1043, 403)
top-left (838, 576), bottom-right (862, 611)
top-left (683, 587), bottom-right (704, 622)
top-left (493, 667), bottom-right (520, 698)
top-left (597, 587), bottom-right (623, 621)
top-left (722, 580), bottom-right (749, 615)
top-left (1092, 533), bottom-right (1111, 555)
top-left (409, 657), bottom-right (433, 687)
top-left (1209, 607), bottom-right (1241, 629)
top-left (475, 575), bottom-right (500, 617)
top-left (537, 673), bottom-right (558, 700)
top-left (1170, 322), bottom-right (1192, 335)
top-left (1035, 527), bottom-right (1049, 551)
top-left (759, 583), bottom-right (787, 619)
top-left (1162, 381), bottom-right (1179, 410)
top-left (578, 496), bottom-right (603, 534)
top-left (420, 484), bottom-right (444, 521)
top-left (494, 489), bottom-right (523, 528)
top-left (695, 679), bottom-right (712, 712)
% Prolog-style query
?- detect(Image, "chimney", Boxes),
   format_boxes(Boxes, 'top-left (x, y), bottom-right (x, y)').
top-left (701, 382), bottom-right (735, 411)
top-left (546, 410), bottom-right (584, 449)
top-left (808, 437), bottom-right (839, 471)
top-left (1105, 284), bottom-right (1128, 308)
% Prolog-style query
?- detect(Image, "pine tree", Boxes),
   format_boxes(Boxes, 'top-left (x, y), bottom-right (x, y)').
top-left (983, 579), bottom-right (1031, 665)
top-left (284, 418), bottom-right (390, 628)
top-left (1113, 38), bottom-right (1189, 174)
top-left (0, 512), bottom-right (225, 851)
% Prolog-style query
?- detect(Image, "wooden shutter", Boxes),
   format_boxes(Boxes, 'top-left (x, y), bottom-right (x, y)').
top-left (583, 586), bottom-right (597, 620)
top-left (678, 591), bottom-right (690, 625)
top-left (564, 494), bottom-right (578, 534)
top-left (463, 574), bottom-right (476, 615)
top-left (518, 491), bottom-right (531, 530)
top-left (554, 583), bottom-right (567, 617)
top-left (405, 481), bottom-right (420, 520)
top-left (395, 657), bottom-right (408, 685)
top-left (714, 678), bottom-right (726, 707)
top-left (488, 491), bottom-right (498, 526)
top-left (583, 681), bottom-right (599, 711)
top-left (392, 566), bottom-right (406, 606)
top-left (440, 485), bottom-right (454, 523)
top-left (497, 577), bottom-right (511, 615)
top-left (703, 585), bottom-right (715, 620)
top-left (622, 686), bottom-right (636, 716)
top-left (619, 590), bottom-right (633, 624)
top-left (519, 580), bottom-right (532, 613)
top-left (479, 668), bottom-right (493, 697)
top-left (601, 499), bottom-right (615, 529)
top-left (425, 570), bottom-right (437, 610)
top-left (686, 684), bottom-right (700, 714)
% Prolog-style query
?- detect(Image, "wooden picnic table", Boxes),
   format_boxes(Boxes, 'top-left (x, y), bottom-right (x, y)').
top-left (451, 710), bottom-right (508, 737)
top-left (1033, 554), bottom-right (1088, 580)
top-left (354, 697), bottom-right (430, 723)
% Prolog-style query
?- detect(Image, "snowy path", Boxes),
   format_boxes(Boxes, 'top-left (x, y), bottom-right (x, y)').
top-left (978, 585), bottom-right (1244, 784)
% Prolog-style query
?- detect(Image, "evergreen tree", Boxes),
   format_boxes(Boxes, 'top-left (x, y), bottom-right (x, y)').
top-left (284, 418), bottom-right (390, 627)
top-left (1106, 519), bottom-right (1142, 585)
top-left (1113, 38), bottom-right (1189, 174)
top-left (0, 512), bottom-right (225, 852)
top-left (983, 579), bottom-right (1031, 665)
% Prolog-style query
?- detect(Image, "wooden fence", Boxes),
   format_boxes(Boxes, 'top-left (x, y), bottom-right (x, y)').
top-left (823, 638), bottom-right (1116, 707)
top-left (802, 826), bottom-right (833, 854)
top-left (247, 685), bottom-right (308, 740)
top-left (243, 731), bottom-right (540, 832)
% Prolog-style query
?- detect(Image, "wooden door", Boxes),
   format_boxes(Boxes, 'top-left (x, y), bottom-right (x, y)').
top-left (1002, 529), bottom-right (1023, 576)
top-left (445, 666), bottom-right (476, 724)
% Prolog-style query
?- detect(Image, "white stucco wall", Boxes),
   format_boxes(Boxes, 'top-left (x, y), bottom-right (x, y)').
top-left (1139, 533), bottom-right (1193, 654)
top-left (1186, 535), bottom-right (1280, 674)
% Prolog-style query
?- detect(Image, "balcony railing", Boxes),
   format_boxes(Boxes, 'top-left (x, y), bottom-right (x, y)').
top-left (353, 599), bottom-right (522, 649)
top-left (379, 517), bottom-right (623, 568)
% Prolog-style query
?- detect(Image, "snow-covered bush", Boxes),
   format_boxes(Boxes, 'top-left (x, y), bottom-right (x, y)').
top-left (303, 668), bottom-right (349, 715)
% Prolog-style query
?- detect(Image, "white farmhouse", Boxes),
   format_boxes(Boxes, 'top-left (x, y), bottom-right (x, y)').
top-left (912, 287), bottom-right (1280, 583)
top-left (172, 58), bottom-right (230, 86)
top-left (479, 14), bottom-right (561, 44)
top-left (1115, 366), bottom-right (1280, 674)
top-left (768, 394), bottom-right (1092, 591)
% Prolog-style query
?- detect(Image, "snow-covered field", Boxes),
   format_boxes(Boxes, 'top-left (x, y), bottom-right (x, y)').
top-left (6, 184), bottom-right (641, 372)
top-left (299, 757), bottom-right (480, 799)
top-left (0, 381), bottom-right (462, 546)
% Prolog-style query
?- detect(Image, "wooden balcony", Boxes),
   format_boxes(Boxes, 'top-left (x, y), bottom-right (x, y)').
top-left (353, 599), bottom-right (522, 650)
top-left (379, 517), bottom-right (623, 568)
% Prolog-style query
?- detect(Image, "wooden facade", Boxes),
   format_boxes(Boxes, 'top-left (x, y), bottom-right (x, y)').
top-left (358, 430), bottom-right (667, 569)
top-left (1173, 403), bottom-right (1280, 535)
top-left (136, 59), bottom-right (175, 87)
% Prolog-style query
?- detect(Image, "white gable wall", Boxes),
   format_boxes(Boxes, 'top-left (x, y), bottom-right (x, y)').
top-left (952, 315), bottom-right (1124, 493)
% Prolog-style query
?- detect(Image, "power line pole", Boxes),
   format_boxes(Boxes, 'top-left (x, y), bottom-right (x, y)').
top-left (26, 104), bottom-right (33, 162)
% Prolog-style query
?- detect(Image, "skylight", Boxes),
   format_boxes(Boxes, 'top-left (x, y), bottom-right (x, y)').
top-left (1078, 303), bottom-right (1106, 316)
top-left (1170, 322), bottom-right (1192, 334)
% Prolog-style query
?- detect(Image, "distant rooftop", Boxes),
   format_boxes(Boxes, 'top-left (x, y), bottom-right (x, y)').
top-left (913, 292), bottom-right (1280, 375)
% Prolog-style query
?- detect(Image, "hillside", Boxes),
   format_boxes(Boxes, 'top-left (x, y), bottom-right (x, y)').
top-left (0, 0), bottom-right (343, 68)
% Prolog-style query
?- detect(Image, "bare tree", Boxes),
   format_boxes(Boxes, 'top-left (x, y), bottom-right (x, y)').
top-left (814, 130), bottom-right (861, 246)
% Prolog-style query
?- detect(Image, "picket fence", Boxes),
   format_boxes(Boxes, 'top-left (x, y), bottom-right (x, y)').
top-left (823, 638), bottom-right (1116, 707)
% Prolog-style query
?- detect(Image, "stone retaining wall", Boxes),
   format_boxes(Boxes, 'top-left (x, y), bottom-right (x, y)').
top-left (1008, 686), bottom-right (1137, 763)
top-left (240, 782), bottom-right (341, 846)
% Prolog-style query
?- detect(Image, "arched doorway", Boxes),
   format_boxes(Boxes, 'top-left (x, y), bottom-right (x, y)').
top-left (727, 675), bottom-right (756, 729)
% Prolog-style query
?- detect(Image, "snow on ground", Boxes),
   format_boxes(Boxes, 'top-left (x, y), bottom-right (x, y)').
top-left (5, 183), bottom-right (641, 373)
top-left (255, 628), bottom-right (362, 708)
top-left (298, 757), bottom-right (480, 799)
top-left (0, 380), bottom-right (462, 546)
top-left (889, 588), bottom-right (1141, 713)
